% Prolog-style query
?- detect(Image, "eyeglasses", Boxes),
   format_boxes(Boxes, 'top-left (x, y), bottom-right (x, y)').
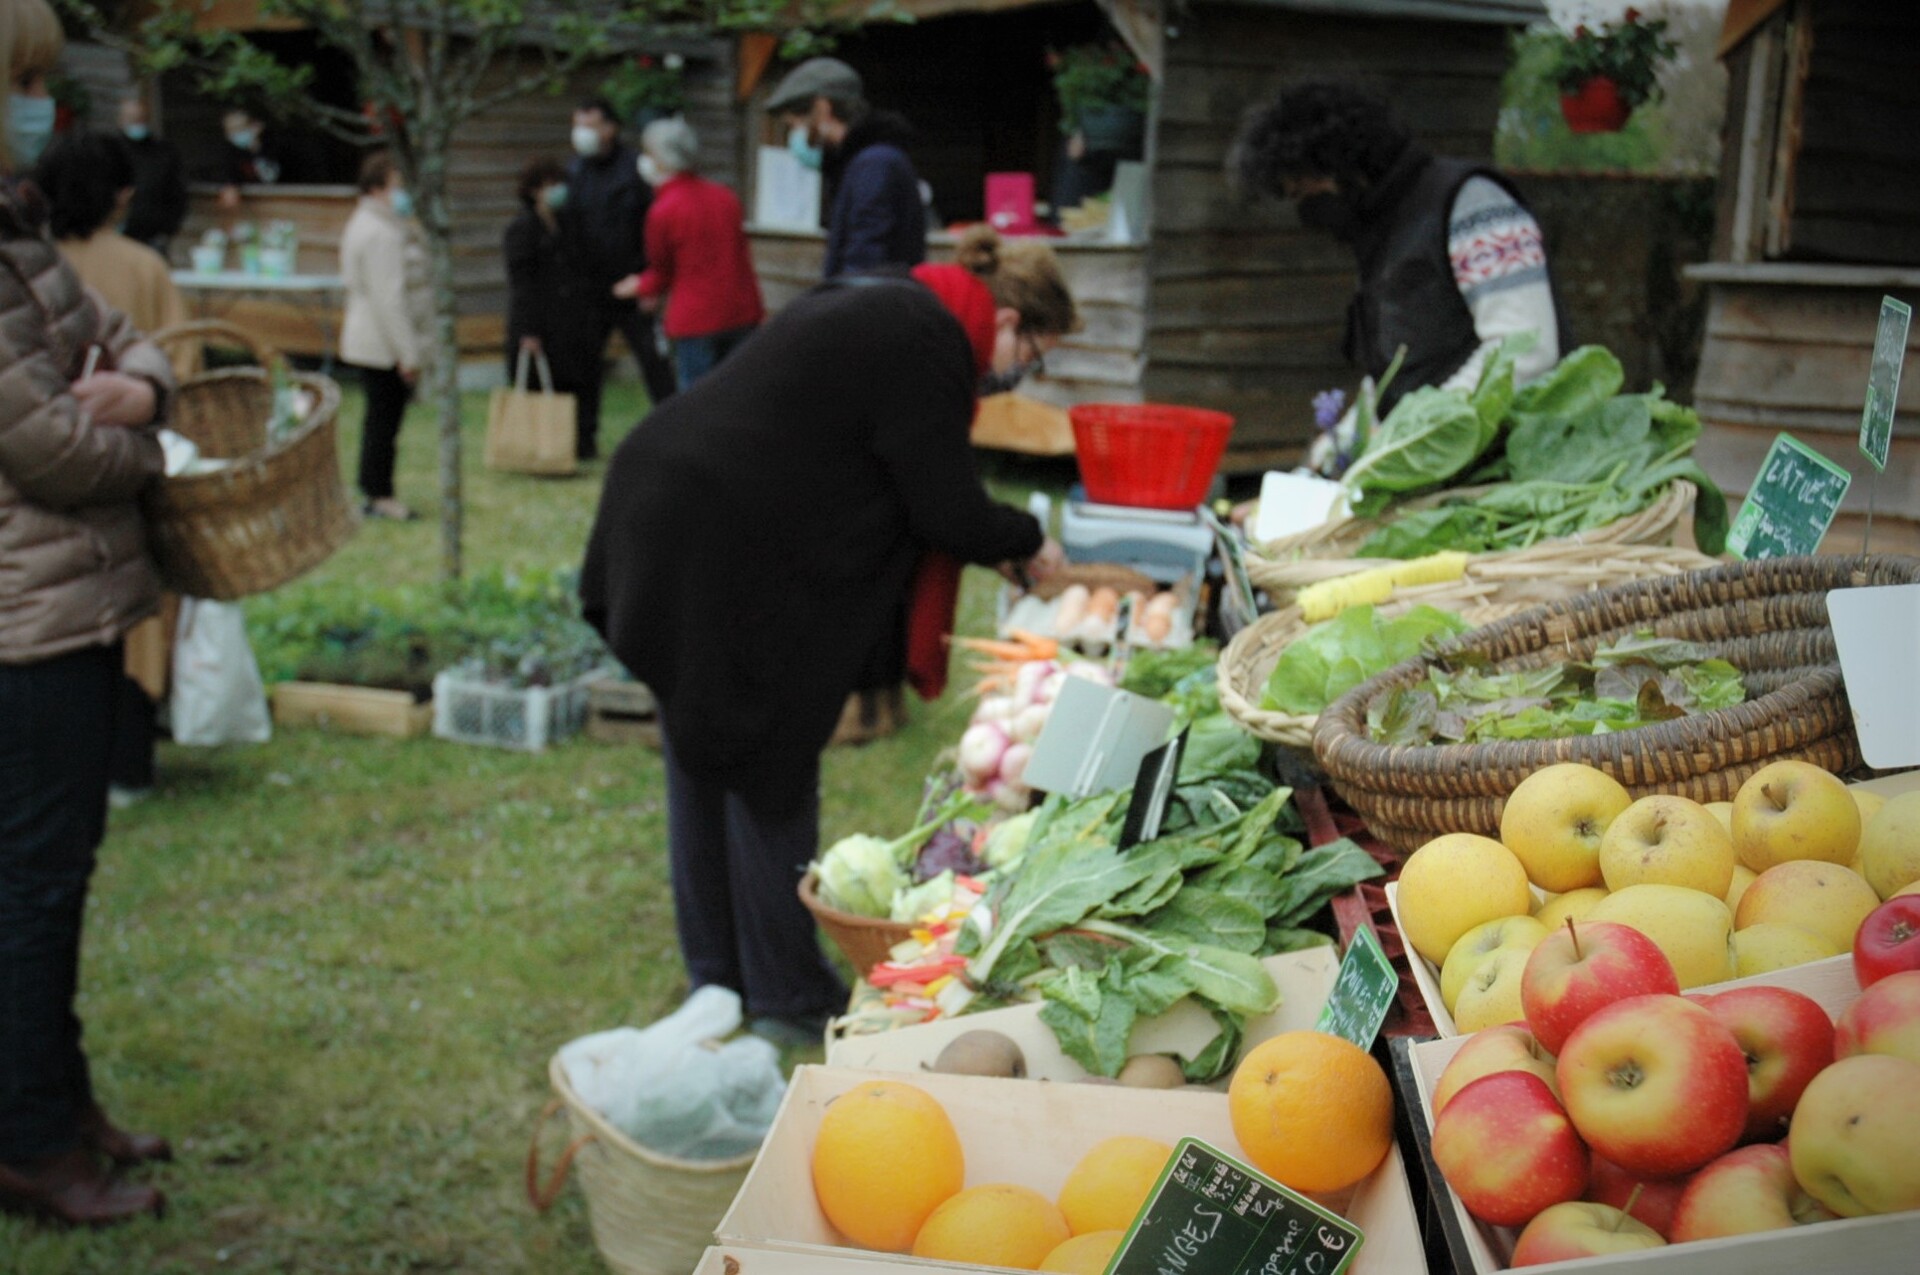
top-left (1015, 330), bottom-right (1048, 377)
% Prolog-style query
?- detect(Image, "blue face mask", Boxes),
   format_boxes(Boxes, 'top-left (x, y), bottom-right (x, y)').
top-left (8, 94), bottom-right (55, 168)
top-left (227, 129), bottom-right (257, 151)
top-left (124, 123), bottom-right (150, 143)
top-left (543, 183), bottom-right (569, 210)
top-left (389, 189), bottom-right (415, 218)
top-left (787, 126), bottom-right (822, 172)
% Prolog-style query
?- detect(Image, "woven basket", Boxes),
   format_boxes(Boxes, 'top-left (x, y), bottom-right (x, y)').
top-left (151, 318), bottom-right (281, 375)
top-left (1219, 544), bottom-right (1720, 750)
top-left (528, 1053), bottom-right (756, 1275)
top-left (1246, 479), bottom-right (1698, 602)
top-left (799, 872), bottom-right (912, 977)
top-left (1310, 555), bottom-right (1920, 854)
top-left (145, 370), bottom-right (356, 600)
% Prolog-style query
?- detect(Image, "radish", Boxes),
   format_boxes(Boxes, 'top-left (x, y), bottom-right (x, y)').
top-left (973, 694), bottom-right (1017, 725)
top-left (1066, 662), bottom-right (1114, 687)
top-left (1036, 669), bottom-right (1068, 705)
top-left (1012, 659), bottom-right (1055, 709)
top-left (958, 721), bottom-right (1009, 784)
top-left (1010, 702), bottom-right (1050, 744)
top-left (985, 778), bottom-right (1029, 813)
top-left (999, 742), bottom-right (1033, 788)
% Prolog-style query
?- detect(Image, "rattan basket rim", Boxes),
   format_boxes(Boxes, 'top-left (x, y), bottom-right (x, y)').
top-left (545, 1052), bottom-right (760, 1174)
top-left (798, 869), bottom-right (915, 937)
top-left (157, 371), bottom-right (342, 491)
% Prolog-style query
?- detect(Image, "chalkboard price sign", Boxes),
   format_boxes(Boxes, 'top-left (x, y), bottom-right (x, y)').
top-left (1314, 925), bottom-right (1397, 1051)
top-left (1726, 433), bottom-right (1853, 561)
top-left (1860, 296), bottom-right (1911, 474)
top-left (1109, 1138), bottom-right (1365, 1275)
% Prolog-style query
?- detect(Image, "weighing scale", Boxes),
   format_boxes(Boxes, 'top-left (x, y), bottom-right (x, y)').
top-left (1041, 491), bottom-right (1216, 585)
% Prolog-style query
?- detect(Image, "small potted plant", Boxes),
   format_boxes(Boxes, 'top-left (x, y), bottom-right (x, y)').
top-left (191, 228), bottom-right (228, 274)
top-left (1048, 43), bottom-right (1151, 156)
top-left (1542, 8), bottom-right (1679, 134)
top-left (602, 52), bottom-right (686, 132)
top-left (260, 220), bottom-right (298, 277)
top-left (232, 220), bottom-right (262, 275)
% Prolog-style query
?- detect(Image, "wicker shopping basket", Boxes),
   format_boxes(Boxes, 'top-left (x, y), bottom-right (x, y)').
top-left (1309, 555), bottom-right (1920, 854)
top-left (1219, 543), bottom-right (1720, 751)
top-left (799, 872), bottom-right (912, 978)
top-left (1246, 479), bottom-right (1698, 603)
top-left (145, 368), bottom-right (356, 600)
top-left (529, 1053), bottom-right (757, 1275)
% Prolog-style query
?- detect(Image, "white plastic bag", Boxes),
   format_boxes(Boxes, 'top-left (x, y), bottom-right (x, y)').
top-left (170, 598), bottom-right (272, 746)
top-left (559, 986), bottom-right (786, 1161)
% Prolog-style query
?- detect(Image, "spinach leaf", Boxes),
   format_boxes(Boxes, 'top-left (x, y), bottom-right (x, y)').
top-left (1144, 889), bottom-right (1268, 954)
top-left (1341, 386), bottom-right (1487, 498)
top-left (1267, 839), bottom-right (1387, 929)
top-left (1357, 506), bottom-right (1498, 559)
top-left (1039, 983), bottom-right (1136, 1077)
top-left (1511, 344), bottom-right (1624, 420)
top-left (1180, 711), bottom-right (1262, 782)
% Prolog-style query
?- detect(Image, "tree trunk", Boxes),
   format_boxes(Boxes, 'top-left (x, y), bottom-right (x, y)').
top-left (415, 147), bottom-right (465, 581)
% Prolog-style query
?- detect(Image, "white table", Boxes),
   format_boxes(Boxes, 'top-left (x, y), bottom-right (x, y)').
top-left (171, 270), bottom-right (346, 373)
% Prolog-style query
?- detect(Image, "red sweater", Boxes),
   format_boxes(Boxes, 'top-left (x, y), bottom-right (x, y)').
top-left (634, 174), bottom-right (765, 340)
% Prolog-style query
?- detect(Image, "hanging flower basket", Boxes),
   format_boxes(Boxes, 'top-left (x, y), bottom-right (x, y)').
top-left (1560, 76), bottom-right (1632, 134)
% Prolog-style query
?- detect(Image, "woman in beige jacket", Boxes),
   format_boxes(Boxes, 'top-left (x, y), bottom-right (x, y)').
top-left (339, 150), bottom-right (432, 520)
top-left (0, 0), bottom-right (175, 1228)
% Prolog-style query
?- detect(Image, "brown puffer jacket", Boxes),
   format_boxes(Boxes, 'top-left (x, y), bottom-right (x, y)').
top-left (0, 184), bottom-right (172, 665)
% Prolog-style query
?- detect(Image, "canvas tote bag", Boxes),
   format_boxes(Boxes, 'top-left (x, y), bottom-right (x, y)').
top-left (485, 349), bottom-right (577, 476)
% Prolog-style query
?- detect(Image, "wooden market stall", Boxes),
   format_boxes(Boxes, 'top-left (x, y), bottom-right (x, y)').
top-left (1689, 0), bottom-right (1920, 550)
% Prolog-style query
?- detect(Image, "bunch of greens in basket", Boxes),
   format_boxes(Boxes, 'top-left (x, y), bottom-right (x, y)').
top-left (1367, 630), bottom-right (1746, 747)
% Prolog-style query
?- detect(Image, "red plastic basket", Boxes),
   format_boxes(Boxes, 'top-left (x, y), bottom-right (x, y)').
top-left (1068, 403), bottom-right (1235, 511)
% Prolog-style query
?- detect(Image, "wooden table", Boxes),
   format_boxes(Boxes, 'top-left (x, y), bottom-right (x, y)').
top-left (171, 270), bottom-right (346, 374)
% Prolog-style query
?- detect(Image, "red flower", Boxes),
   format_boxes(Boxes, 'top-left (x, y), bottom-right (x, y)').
top-left (1136, 61), bottom-right (1150, 75)
top-left (1624, 7), bottom-right (1642, 22)
top-left (637, 54), bottom-right (655, 69)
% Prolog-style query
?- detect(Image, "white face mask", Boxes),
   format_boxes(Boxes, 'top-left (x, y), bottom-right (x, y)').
top-left (637, 154), bottom-right (665, 187)
top-left (570, 125), bottom-right (601, 158)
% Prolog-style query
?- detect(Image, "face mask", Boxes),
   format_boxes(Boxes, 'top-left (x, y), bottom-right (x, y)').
top-left (124, 124), bottom-right (150, 142)
top-left (389, 189), bottom-right (415, 218)
top-left (543, 183), bottom-right (569, 210)
top-left (787, 126), bottom-right (822, 172)
top-left (571, 125), bottom-right (602, 158)
top-left (228, 128), bottom-right (257, 151)
top-left (978, 359), bottom-right (1043, 397)
top-left (1296, 191), bottom-right (1360, 240)
top-left (8, 94), bottom-right (55, 168)
top-left (637, 154), bottom-right (664, 187)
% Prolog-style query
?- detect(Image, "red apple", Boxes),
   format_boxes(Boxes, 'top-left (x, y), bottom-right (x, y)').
top-left (1670, 1143), bottom-right (1837, 1241)
top-left (1432, 1024), bottom-right (1559, 1114)
top-left (1855, 897), bottom-right (1920, 989)
top-left (1834, 968), bottom-right (1920, 1065)
top-left (1522, 919), bottom-right (1681, 1054)
top-left (1586, 1155), bottom-right (1689, 1239)
top-left (1699, 985), bottom-right (1836, 1143)
top-left (1431, 1071), bottom-right (1589, 1228)
top-left (1556, 994), bottom-right (1748, 1178)
top-left (1511, 1201), bottom-right (1665, 1266)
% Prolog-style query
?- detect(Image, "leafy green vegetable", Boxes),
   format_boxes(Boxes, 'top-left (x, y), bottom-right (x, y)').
top-left (1180, 712), bottom-right (1263, 781)
top-left (1340, 386), bottom-right (1486, 500)
top-left (1262, 605), bottom-right (1473, 715)
top-left (1119, 644), bottom-right (1220, 700)
top-left (1511, 344), bottom-right (1624, 420)
top-left (1266, 839), bottom-right (1386, 928)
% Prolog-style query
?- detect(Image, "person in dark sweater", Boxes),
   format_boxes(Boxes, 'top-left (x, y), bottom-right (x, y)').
top-left (765, 57), bottom-right (926, 278)
top-left (580, 227), bottom-right (1076, 1043)
top-left (568, 97), bottom-right (676, 455)
top-left (502, 157), bottom-right (599, 411)
top-left (115, 95), bottom-right (185, 255)
top-left (1234, 82), bottom-right (1569, 469)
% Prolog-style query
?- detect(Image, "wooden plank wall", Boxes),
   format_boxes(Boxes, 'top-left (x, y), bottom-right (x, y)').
top-left (1144, 6), bottom-right (1510, 468)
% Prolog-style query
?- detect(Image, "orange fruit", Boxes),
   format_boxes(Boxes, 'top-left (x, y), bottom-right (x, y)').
top-left (1228, 1031), bottom-right (1393, 1194)
top-left (912, 1183), bottom-right (1071, 1269)
top-left (811, 1080), bottom-right (964, 1252)
top-left (1040, 1229), bottom-right (1127, 1273)
top-left (1057, 1135), bottom-right (1173, 1235)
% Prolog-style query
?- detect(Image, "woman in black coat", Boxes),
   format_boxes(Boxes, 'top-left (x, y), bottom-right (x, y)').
top-left (502, 158), bottom-right (599, 434)
top-left (581, 229), bottom-right (1075, 1042)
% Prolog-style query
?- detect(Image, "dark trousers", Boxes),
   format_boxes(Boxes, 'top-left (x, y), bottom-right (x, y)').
top-left (107, 673), bottom-right (156, 790)
top-left (661, 735), bottom-right (847, 1020)
top-left (355, 364), bottom-right (412, 501)
top-left (674, 326), bottom-right (755, 388)
top-left (0, 646), bottom-right (118, 1162)
top-left (577, 302), bottom-right (677, 459)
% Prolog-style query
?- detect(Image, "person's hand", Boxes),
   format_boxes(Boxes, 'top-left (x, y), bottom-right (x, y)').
top-left (637, 293), bottom-right (661, 315)
top-left (398, 365), bottom-right (419, 386)
top-left (1023, 537), bottom-right (1068, 585)
top-left (611, 275), bottom-right (640, 301)
top-left (519, 335), bottom-right (543, 355)
top-left (71, 373), bottom-right (157, 428)
top-left (1067, 131), bottom-right (1087, 162)
top-left (216, 184), bottom-right (241, 212)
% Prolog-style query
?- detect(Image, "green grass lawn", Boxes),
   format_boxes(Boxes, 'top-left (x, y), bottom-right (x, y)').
top-left (4, 381), bottom-right (1064, 1273)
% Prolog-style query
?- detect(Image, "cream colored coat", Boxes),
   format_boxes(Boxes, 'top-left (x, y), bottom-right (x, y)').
top-left (338, 196), bottom-right (433, 372)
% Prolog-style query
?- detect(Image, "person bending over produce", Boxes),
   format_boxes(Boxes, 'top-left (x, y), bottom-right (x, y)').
top-left (1234, 81), bottom-right (1571, 472)
top-left (580, 226), bottom-right (1073, 1044)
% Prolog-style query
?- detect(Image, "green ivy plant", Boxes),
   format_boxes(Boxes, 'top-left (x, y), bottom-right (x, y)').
top-left (1539, 8), bottom-right (1679, 110)
top-left (1047, 43), bottom-right (1151, 134)
top-left (601, 52), bottom-right (685, 119)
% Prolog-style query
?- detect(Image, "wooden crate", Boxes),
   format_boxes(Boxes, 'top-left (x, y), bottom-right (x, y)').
top-left (271, 681), bottom-right (431, 738)
top-left (1406, 957), bottom-right (1920, 1273)
top-left (715, 1065), bottom-right (1426, 1274)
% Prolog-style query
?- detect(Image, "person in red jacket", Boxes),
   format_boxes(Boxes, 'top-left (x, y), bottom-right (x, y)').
top-left (614, 118), bottom-right (765, 386)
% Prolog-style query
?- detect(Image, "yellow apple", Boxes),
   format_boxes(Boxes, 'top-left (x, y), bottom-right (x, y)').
top-left (1898, 880), bottom-right (1920, 899)
top-left (1536, 887), bottom-right (1609, 932)
top-left (1724, 863), bottom-right (1757, 914)
top-left (1859, 790), bottom-right (1920, 901)
top-left (1442, 915), bottom-right (1549, 1013)
top-left (1588, 884), bottom-right (1736, 989)
top-left (1500, 764), bottom-right (1632, 892)
top-left (1600, 795), bottom-right (1735, 898)
top-left (1731, 761), bottom-right (1860, 872)
top-left (1705, 801), bottom-right (1734, 835)
top-left (1396, 833), bottom-right (1533, 967)
top-left (1454, 947), bottom-right (1533, 1033)
top-left (1735, 860), bottom-right (1880, 951)
top-left (1789, 1054), bottom-right (1920, 1217)
top-left (1732, 923), bottom-right (1842, 978)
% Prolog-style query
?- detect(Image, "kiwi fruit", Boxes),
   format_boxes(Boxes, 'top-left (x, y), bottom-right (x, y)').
top-left (1116, 1054), bottom-right (1187, 1089)
top-left (928, 1029), bottom-right (1027, 1078)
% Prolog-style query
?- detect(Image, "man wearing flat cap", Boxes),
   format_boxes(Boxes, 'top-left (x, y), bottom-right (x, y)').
top-left (766, 57), bottom-right (926, 279)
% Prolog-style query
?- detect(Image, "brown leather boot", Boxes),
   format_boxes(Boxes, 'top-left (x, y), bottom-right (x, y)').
top-left (79, 1104), bottom-right (172, 1166)
top-left (0, 1146), bottom-right (164, 1227)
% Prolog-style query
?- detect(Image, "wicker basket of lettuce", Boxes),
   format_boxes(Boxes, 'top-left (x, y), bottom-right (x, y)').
top-left (1309, 555), bottom-right (1920, 855)
top-left (1245, 344), bottom-right (1727, 603)
top-left (1219, 542), bottom-right (1718, 749)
